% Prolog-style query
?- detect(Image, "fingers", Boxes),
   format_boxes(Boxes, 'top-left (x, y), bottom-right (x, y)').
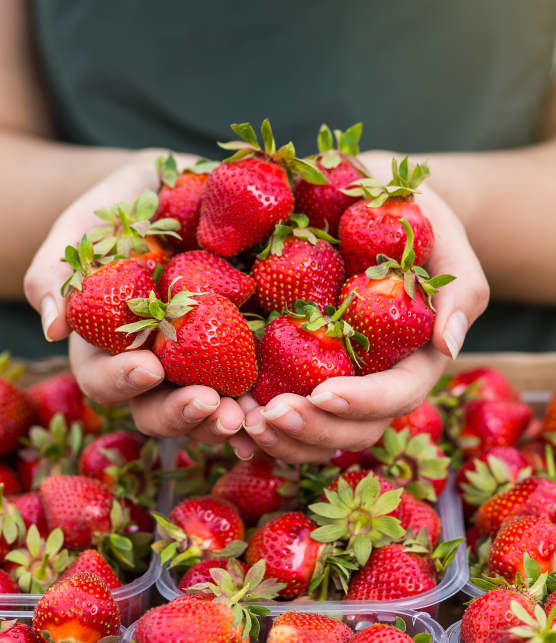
top-left (307, 344), bottom-right (448, 419)
top-left (228, 431), bottom-right (258, 461)
top-left (417, 187), bottom-right (490, 359)
top-left (187, 397), bottom-right (245, 444)
top-left (24, 159), bottom-right (160, 342)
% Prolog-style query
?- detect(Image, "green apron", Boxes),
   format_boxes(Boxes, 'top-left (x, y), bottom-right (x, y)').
top-left (5, 0), bottom-right (556, 357)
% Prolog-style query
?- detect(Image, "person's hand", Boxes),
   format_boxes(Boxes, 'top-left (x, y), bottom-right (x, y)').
top-left (23, 151), bottom-right (246, 449)
top-left (227, 153), bottom-right (489, 463)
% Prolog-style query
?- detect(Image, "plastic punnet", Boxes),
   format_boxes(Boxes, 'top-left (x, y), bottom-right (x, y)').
top-left (445, 619), bottom-right (460, 642)
top-left (0, 610), bottom-right (127, 635)
top-left (122, 607), bottom-right (446, 642)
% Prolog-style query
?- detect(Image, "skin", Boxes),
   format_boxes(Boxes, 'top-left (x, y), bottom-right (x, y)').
top-left (5, 1), bottom-right (555, 462)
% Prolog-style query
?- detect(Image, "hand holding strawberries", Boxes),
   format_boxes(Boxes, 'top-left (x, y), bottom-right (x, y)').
top-left (23, 121), bottom-right (489, 462)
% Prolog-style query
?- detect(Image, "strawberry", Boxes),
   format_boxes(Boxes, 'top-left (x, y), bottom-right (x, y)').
top-left (197, 119), bottom-right (327, 257)
top-left (351, 624), bottom-right (417, 642)
top-left (398, 493), bottom-right (442, 548)
top-left (0, 570), bottom-right (19, 594)
top-left (33, 571), bottom-right (120, 642)
top-left (63, 237), bottom-right (158, 355)
top-left (158, 250), bottom-right (255, 307)
top-left (545, 592), bottom-right (556, 615)
top-left (542, 393), bottom-right (556, 446)
top-left (456, 400), bottom-right (533, 458)
top-left (121, 498), bottom-right (154, 534)
top-left (5, 525), bottom-right (72, 593)
top-left (245, 512), bottom-right (322, 599)
top-left (456, 447), bottom-right (531, 514)
top-left (338, 158), bottom-right (434, 276)
top-left (488, 516), bottom-right (556, 582)
top-left (294, 123), bottom-right (367, 236)
top-left (0, 487), bottom-right (26, 562)
top-left (118, 288), bottom-right (257, 397)
top-left (250, 214), bottom-right (345, 313)
top-left (520, 441), bottom-right (548, 473)
top-left (390, 401), bottom-right (443, 442)
top-left (370, 427), bottom-right (450, 502)
top-left (211, 455), bottom-right (298, 525)
top-left (17, 413), bottom-right (82, 491)
top-left (9, 492), bottom-right (48, 537)
top-left (60, 550), bottom-right (122, 590)
top-left (0, 353), bottom-right (35, 456)
top-left (152, 496), bottom-right (245, 569)
top-left (447, 367), bottom-right (520, 403)
top-left (330, 449), bottom-right (375, 471)
top-left (251, 297), bottom-right (367, 405)
top-left (484, 601), bottom-right (556, 642)
top-left (338, 219), bottom-right (454, 374)
top-left (266, 611), bottom-right (353, 643)
top-left (153, 156), bottom-right (217, 252)
top-left (178, 558), bottom-right (248, 593)
top-left (0, 619), bottom-right (39, 642)
top-left (461, 589), bottom-right (536, 643)
top-left (27, 374), bottom-right (101, 433)
top-left (0, 465), bottom-right (20, 496)
top-left (475, 477), bottom-right (556, 537)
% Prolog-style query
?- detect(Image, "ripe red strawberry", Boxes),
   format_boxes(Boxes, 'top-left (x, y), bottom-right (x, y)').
top-left (447, 368), bottom-right (520, 403)
top-left (159, 250), bottom-right (255, 307)
top-left (398, 493), bottom-right (442, 548)
top-left (0, 619), bottom-right (39, 643)
top-left (245, 512), bottom-right (322, 599)
top-left (60, 550), bottom-right (122, 590)
top-left (519, 440), bottom-right (548, 473)
top-left (456, 400), bottom-right (533, 458)
top-left (39, 475), bottom-right (113, 550)
top-left (488, 516), bottom-right (556, 582)
top-left (121, 498), bottom-right (154, 534)
top-left (251, 298), bottom-right (367, 405)
top-left (330, 449), bottom-right (375, 471)
top-left (267, 611), bottom-right (353, 643)
top-left (27, 374), bottom-right (101, 433)
top-left (352, 624), bottom-right (415, 642)
top-left (461, 588), bottom-right (536, 643)
top-left (338, 158), bottom-right (434, 276)
top-left (0, 465), bottom-right (20, 496)
top-left (294, 123), bottom-right (367, 236)
top-left (390, 401), bottom-right (443, 442)
top-left (197, 120), bottom-right (327, 257)
top-left (0, 353), bottom-right (35, 456)
top-left (542, 393), bottom-right (556, 445)
top-left (153, 156), bottom-right (216, 251)
top-left (211, 455), bottom-right (297, 525)
top-left (33, 571), bottom-right (120, 641)
top-left (475, 477), bottom-right (556, 537)
top-left (456, 447), bottom-right (531, 514)
top-left (118, 288), bottom-right (257, 397)
top-left (484, 601), bottom-right (556, 641)
top-left (545, 592), bottom-right (556, 615)
top-left (250, 214), bottom-right (345, 313)
top-left (178, 558), bottom-right (248, 593)
top-left (9, 493), bottom-right (48, 537)
top-left (0, 569), bottom-right (19, 594)
top-left (63, 237), bottom-right (158, 355)
top-left (338, 219), bottom-right (454, 374)
top-left (370, 426), bottom-right (450, 502)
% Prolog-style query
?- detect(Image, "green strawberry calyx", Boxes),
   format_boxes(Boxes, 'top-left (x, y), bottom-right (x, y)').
top-left (0, 485), bottom-right (26, 551)
top-left (0, 352), bottom-right (24, 382)
top-left (308, 471), bottom-right (406, 567)
top-left (188, 559), bottom-right (286, 640)
top-left (316, 122), bottom-right (364, 167)
top-left (155, 154), bottom-right (220, 188)
top-left (364, 218), bottom-right (455, 310)
top-left (5, 525), bottom-right (73, 593)
top-left (218, 119), bottom-right (329, 185)
top-left (88, 188), bottom-right (181, 257)
top-left (402, 530), bottom-right (463, 574)
top-left (341, 157), bottom-right (429, 208)
top-left (60, 235), bottom-right (109, 295)
top-left (288, 295), bottom-right (369, 367)
top-left (371, 427), bottom-right (450, 502)
top-left (117, 279), bottom-right (203, 349)
top-left (392, 618), bottom-right (432, 643)
top-left (508, 600), bottom-right (556, 641)
top-left (151, 511), bottom-right (247, 570)
top-left (258, 213), bottom-right (338, 259)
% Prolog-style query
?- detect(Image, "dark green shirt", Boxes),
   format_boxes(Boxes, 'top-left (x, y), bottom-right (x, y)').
top-left (6, 0), bottom-right (556, 356)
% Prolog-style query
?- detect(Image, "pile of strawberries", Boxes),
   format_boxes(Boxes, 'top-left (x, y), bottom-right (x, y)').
top-left (61, 119), bottom-right (454, 399)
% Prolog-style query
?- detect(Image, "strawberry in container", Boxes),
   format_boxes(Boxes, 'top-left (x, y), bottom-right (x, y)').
top-left (0, 353), bottom-right (35, 457)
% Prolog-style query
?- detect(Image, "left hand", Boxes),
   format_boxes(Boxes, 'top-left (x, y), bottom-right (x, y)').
top-left (228, 161), bottom-right (489, 463)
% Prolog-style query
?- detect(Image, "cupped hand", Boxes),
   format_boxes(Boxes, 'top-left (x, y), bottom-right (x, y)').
top-left (23, 151), bottom-right (245, 447)
top-left (229, 154), bottom-right (490, 463)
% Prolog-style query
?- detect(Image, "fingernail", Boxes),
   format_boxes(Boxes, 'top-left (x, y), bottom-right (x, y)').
top-left (261, 404), bottom-right (303, 433)
top-left (442, 310), bottom-right (469, 360)
top-left (182, 403), bottom-right (212, 423)
top-left (127, 367), bottom-right (162, 388)
top-left (260, 403), bottom-right (291, 421)
top-left (40, 296), bottom-right (58, 342)
top-left (234, 447), bottom-right (254, 461)
top-left (244, 422), bottom-right (266, 436)
top-left (307, 392), bottom-right (349, 413)
top-left (214, 417), bottom-right (241, 436)
top-left (192, 398), bottom-right (220, 413)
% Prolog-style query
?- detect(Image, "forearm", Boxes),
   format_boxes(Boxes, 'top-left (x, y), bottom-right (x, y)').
top-left (361, 139), bottom-right (556, 306)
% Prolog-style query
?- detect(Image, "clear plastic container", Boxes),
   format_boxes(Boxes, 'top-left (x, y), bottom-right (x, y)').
top-left (461, 391), bottom-right (552, 599)
top-left (0, 610), bottom-right (127, 636)
top-left (122, 607), bottom-right (446, 642)
top-left (445, 619), bottom-right (461, 642)
top-left (156, 470), bottom-right (468, 613)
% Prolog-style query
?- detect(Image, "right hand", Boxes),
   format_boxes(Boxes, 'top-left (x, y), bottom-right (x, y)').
top-left (23, 151), bottom-right (250, 454)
